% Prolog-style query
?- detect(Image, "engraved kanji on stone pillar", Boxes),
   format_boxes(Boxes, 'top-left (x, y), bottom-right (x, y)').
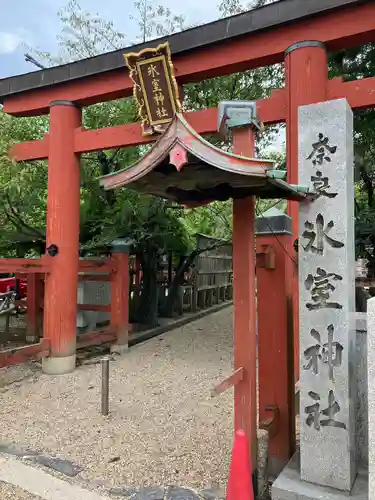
top-left (298, 99), bottom-right (356, 491)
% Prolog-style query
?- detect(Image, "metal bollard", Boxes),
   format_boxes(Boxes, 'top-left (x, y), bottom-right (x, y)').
top-left (101, 357), bottom-right (110, 416)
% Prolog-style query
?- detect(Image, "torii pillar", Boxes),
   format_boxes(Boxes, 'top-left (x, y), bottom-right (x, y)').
top-left (285, 41), bottom-right (328, 382)
top-left (42, 100), bottom-right (81, 375)
top-left (97, 112), bottom-right (308, 490)
top-left (232, 125), bottom-right (258, 488)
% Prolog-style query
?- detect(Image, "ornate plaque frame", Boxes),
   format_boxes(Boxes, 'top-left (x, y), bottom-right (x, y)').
top-left (124, 42), bottom-right (182, 136)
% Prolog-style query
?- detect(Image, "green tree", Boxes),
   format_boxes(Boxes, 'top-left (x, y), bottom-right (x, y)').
top-left (330, 43), bottom-right (375, 274)
top-left (1, 0), bottom-right (196, 322)
top-left (0, 111), bottom-right (48, 256)
top-left (0, 0), bottom-right (286, 320)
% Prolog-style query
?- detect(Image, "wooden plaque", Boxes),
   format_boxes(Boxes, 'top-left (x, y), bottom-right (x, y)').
top-left (124, 43), bottom-right (182, 136)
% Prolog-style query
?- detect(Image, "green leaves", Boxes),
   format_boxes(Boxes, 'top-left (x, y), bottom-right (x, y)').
top-left (0, 0), bottom-right (296, 263)
top-left (131, 0), bottom-right (187, 43)
top-left (329, 42), bottom-right (375, 269)
top-left (0, 109), bottom-right (48, 255)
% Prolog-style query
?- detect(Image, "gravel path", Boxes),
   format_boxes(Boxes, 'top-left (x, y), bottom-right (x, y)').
top-left (0, 481), bottom-right (43, 500)
top-left (0, 308), bottom-right (236, 492)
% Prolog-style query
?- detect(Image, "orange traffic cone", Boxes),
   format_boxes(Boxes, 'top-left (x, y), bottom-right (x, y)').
top-left (226, 429), bottom-right (254, 500)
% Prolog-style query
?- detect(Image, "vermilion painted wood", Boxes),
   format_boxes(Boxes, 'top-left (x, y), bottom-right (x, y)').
top-left (328, 75), bottom-right (375, 108)
top-left (10, 91), bottom-right (287, 161)
top-left (10, 74), bottom-right (375, 163)
top-left (211, 367), bottom-right (244, 397)
top-left (0, 258), bottom-right (50, 274)
top-left (285, 44), bottom-right (328, 383)
top-left (78, 274), bottom-right (111, 282)
top-left (42, 103), bottom-right (81, 360)
top-left (11, 135), bottom-right (49, 161)
top-left (3, 2), bottom-right (375, 116)
top-left (78, 259), bottom-right (114, 273)
top-left (0, 339), bottom-right (50, 368)
top-left (110, 252), bottom-right (129, 347)
top-left (17, 300), bottom-right (111, 312)
top-left (76, 329), bottom-right (116, 349)
top-left (257, 233), bottom-right (296, 473)
top-left (77, 304), bottom-right (111, 312)
top-left (232, 127), bottom-right (257, 476)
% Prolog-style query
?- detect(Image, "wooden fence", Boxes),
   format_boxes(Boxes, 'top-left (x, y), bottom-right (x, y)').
top-left (192, 233), bottom-right (233, 311)
top-left (128, 234), bottom-right (233, 317)
top-left (0, 257), bottom-right (118, 365)
top-left (0, 236), bottom-right (233, 363)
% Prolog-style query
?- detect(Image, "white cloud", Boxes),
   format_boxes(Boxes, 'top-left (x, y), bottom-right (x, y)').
top-left (0, 32), bottom-right (23, 55)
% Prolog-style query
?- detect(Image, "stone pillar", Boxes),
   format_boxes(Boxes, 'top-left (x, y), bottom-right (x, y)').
top-left (256, 207), bottom-right (295, 477)
top-left (298, 99), bottom-right (356, 491)
top-left (110, 238), bottom-right (130, 354)
top-left (42, 100), bottom-right (81, 375)
top-left (368, 297), bottom-right (375, 496)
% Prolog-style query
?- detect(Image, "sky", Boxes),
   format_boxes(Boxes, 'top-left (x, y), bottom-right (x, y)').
top-left (0, 0), bottom-right (221, 78)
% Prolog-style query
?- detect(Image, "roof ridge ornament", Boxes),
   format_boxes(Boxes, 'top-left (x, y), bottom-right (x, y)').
top-left (169, 143), bottom-right (188, 171)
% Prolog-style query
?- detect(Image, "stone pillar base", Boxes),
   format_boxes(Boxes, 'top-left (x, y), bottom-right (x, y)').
top-left (110, 344), bottom-right (129, 355)
top-left (272, 453), bottom-right (367, 500)
top-left (42, 354), bottom-right (76, 375)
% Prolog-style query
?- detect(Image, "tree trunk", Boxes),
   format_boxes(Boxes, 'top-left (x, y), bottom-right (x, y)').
top-left (136, 249), bottom-right (159, 326)
top-left (161, 240), bottom-right (230, 317)
top-left (161, 253), bottom-right (195, 317)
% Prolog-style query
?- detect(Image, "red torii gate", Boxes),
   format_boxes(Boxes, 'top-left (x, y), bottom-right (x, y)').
top-left (1, 0), bottom-right (375, 484)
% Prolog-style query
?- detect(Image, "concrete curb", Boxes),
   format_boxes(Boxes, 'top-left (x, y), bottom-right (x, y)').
top-left (129, 302), bottom-right (233, 347)
top-left (0, 455), bottom-right (111, 500)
